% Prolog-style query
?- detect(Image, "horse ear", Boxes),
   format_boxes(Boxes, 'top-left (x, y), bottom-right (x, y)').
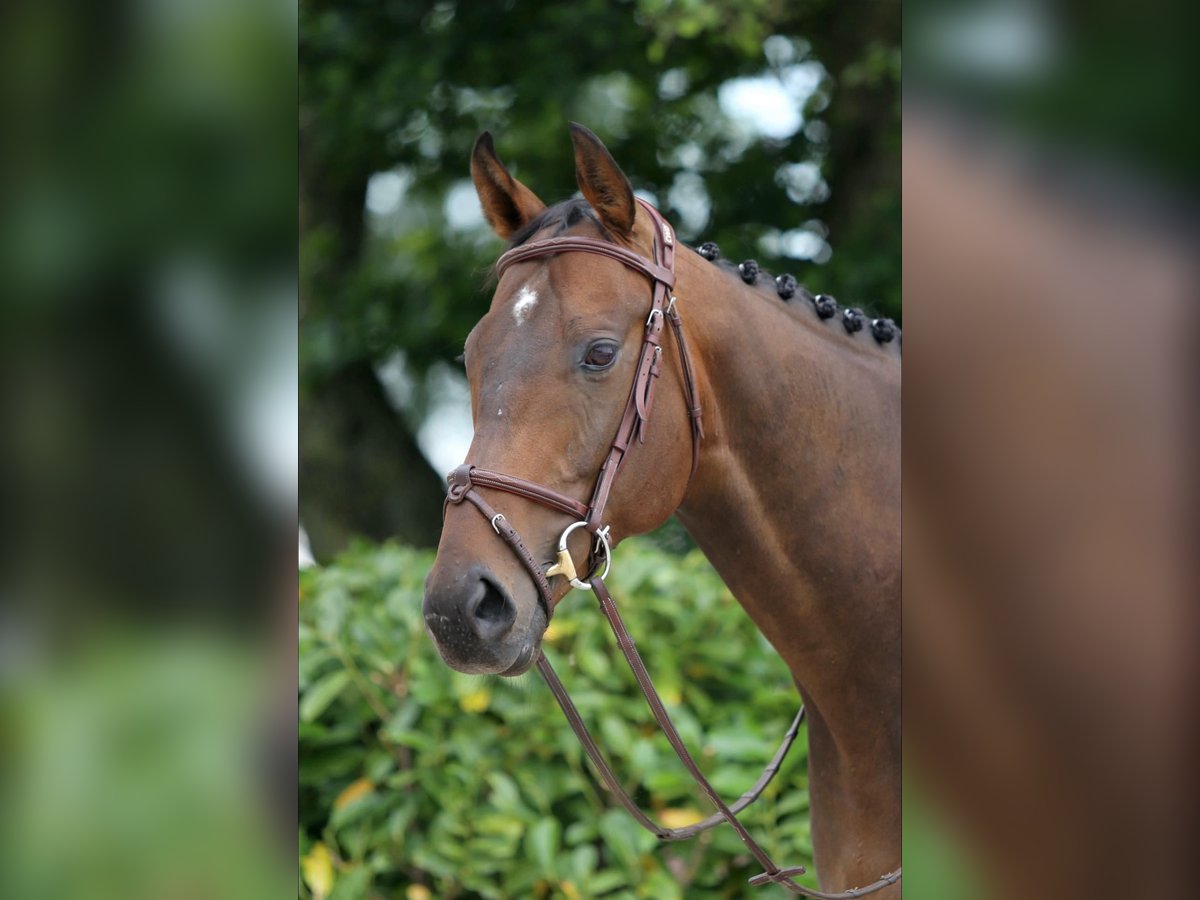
top-left (569, 122), bottom-right (635, 236)
top-left (470, 132), bottom-right (546, 239)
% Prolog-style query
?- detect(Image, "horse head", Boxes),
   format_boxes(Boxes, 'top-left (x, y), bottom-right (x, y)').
top-left (423, 125), bottom-right (696, 675)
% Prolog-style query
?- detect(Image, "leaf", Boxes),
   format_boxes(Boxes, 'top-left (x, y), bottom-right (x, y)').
top-left (301, 842), bottom-right (335, 899)
top-left (300, 745), bottom-right (366, 783)
top-left (658, 807), bottom-right (704, 829)
top-left (329, 864), bottom-right (370, 900)
top-left (387, 802), bottom-right (418, 844)
top-left (334, 777), bottom-right (374, 810)
top-left (705, 730), bottom-right (768, 761)
top-left (568, 843), bottom-right (598, 882)
top-left (713, 766), bottom-right (764, 798)
top-left (644, 767), bottom-right (692, 797)
top-left (636, 868), bottom-right (682, 900)
top-left (599, 714), bottom-right (633, 750)
top-left (330, 791), bottom-right (381, 831)
top-left (775, 788), bottom-right (811, 817)
top-left (598, 809), bottom-right (640, 871)
top-left (300, 670), bottom-right (352, 723)
top-left (486, 772), bottom-right (523, 812)
top-left (585, 869), bottom-right (629, 894)
top-left (575, 644), bottom-right (610, 681)
top-left (525, 817), bottom-right (560, 876)
top-left (383, 699), bottom-right (422, 741)
top-left (564, 820), bottom-right (597, 846)
top-left (630, 739), bottom-right (657, 772)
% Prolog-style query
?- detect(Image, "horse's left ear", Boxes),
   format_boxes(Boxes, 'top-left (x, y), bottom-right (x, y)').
top-left (471, 131), bottom-right (547, 239)
top-left (569, 122), bottom-right (636, 236)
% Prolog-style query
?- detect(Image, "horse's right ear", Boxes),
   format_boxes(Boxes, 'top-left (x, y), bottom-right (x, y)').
top-left (470, 132), bottom-right (546, 239)
top-left (569, 122), bottom-right (635, 236)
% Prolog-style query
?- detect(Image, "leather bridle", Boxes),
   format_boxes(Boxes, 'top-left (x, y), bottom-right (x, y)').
top-left (446, 198), bottom-right (701, 609)
top-left (443, 198), bottom-right (900, 897)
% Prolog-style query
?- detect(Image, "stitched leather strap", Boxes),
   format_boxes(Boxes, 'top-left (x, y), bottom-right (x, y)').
top-left (465, 467), bottom-right (590, 520)
top-left (497, 235), bottom-right (676, 288)
top-left (537, 648), bottom-right (805, 840)
top-left (667, 304), bottom-right (705, 476)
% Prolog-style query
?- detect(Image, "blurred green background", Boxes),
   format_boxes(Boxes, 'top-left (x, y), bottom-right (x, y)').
top-left (1, 1), bottom-right (296, 899)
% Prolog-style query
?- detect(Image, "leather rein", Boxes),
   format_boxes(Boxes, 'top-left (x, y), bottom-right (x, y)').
top-left (444, 198), bottom-right (900, 897)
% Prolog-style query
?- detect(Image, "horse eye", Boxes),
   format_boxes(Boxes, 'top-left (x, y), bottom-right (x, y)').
top-left (582, 341), bottom-right (618, 370)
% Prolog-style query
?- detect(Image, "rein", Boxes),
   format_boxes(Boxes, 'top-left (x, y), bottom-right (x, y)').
top-left (444, 199), bottom-right (900, 897)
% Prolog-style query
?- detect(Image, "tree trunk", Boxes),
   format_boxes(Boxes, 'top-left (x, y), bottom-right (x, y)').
top-left (300, 362), bottom-right (445, 560)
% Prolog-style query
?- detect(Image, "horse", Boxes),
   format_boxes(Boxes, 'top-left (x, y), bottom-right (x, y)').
top-left (422, 123), bottom-right (901, 896)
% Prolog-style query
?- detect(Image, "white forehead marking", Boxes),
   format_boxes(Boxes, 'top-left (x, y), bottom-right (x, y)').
top-left (512, 284), bottom-right (538, 325)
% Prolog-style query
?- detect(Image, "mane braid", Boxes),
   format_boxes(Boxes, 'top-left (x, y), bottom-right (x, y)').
top-left (488, 209), bottom-right (900, 350)
top-left (686, 243), bottom-right (901, 352)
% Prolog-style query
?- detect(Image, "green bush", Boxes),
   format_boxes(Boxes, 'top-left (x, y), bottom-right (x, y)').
top-left (299, 539), bottom-right (814, 899)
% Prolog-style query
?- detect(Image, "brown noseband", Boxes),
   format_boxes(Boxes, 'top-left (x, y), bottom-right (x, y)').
top-left (442, 199), bottom-right (899, 897)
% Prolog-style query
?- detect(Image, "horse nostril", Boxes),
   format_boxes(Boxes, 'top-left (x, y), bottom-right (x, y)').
top-left (467, 576), bottom-right (516, 641)
top-left (475, 582), bottom-right (505, 622)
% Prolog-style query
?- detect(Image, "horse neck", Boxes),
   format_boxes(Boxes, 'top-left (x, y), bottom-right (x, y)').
top-left (672, 250), bottom-right (901, 727)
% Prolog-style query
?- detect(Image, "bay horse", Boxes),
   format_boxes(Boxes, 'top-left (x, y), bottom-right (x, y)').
top-left (423, 124), bottom-right (901, 896)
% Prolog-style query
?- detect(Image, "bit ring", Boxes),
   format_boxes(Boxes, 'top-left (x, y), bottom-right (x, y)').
top-left (557, 520), bottom-right (612, 591)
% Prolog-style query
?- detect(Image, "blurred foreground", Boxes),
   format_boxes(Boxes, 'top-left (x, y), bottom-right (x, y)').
top-left (1, 0), bottom-right (1197, 898)
top-left (0, 1), bottom-right (295, 897)
top-left (903, 1), bottom-right (1197, 897)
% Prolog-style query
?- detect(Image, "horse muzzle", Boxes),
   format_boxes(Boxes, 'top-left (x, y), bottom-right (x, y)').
top-left (422, 561), bottom-right (545, 676)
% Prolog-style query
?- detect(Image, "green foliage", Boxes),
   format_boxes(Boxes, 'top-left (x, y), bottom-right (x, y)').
top-left (299, 539), bottom-right (814, 898)
top-left (300, 0), bottom-right (901, 387)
